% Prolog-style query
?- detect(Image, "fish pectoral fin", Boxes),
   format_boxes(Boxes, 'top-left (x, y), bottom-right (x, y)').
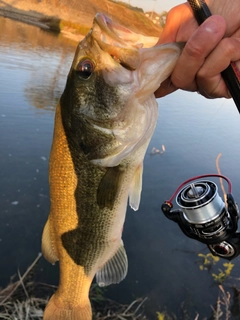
top-left (97, 166), bottom-right (124, 210)
top-left (41, 218), bottom-right (59, 264)
top-left (96, 241), bottom-right (128, 287)
top-left (129, 163), bottom-right (143, 211)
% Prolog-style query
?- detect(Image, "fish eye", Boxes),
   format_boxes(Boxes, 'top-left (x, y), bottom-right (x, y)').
top-left (76, 59), bottom-right (95, 80)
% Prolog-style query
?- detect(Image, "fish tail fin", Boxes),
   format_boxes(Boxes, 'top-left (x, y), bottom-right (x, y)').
top-left (43, 294), bottom-right (92, 320)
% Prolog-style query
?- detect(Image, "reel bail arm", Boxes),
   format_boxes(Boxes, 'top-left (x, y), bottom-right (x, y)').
top-left (161, 175), bottom-right (240, 260)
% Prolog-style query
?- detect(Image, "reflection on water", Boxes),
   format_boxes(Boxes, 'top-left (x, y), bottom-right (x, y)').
top-left (1, 16), bottom-right (240, 319)
top-left (0, 16), bottom-right (76, 293)
top-left (0, 16), bottom-right (77, 111)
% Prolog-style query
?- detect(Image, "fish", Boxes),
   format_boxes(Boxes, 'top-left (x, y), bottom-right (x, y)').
top-left (41, 12), bottom-right (182, 320)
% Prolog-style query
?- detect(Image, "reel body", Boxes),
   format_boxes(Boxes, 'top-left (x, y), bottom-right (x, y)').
top-left (161, 175), bottom-right (240, 260)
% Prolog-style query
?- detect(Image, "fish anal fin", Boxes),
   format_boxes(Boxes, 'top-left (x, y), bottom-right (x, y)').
top-left (41, 218), bottom-right (59, 264)
top-left (129, 163), bottom-right (143, 211)
top-left (96, 241), bottom-right (128, 287)
top-left (97, 166), bottom-right (124, 210)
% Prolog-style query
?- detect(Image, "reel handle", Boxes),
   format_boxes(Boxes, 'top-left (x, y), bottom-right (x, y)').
top-left (161, 180), bottom-right (240, 260)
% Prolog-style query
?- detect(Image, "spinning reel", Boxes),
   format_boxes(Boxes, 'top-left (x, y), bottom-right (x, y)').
top-left (161, 174), bottom-right (240, 260)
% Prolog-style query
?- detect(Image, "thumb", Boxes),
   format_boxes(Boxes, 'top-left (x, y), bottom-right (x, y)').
top-left (157, 3), bottom-right (196, 45)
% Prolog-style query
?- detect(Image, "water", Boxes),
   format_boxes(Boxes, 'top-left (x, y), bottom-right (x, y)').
top-left (1, 16), bottom-right (240, 319)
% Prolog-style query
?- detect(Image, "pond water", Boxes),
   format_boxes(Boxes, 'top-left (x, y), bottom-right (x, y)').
top-left (1, 16), bottom-right (240, 319)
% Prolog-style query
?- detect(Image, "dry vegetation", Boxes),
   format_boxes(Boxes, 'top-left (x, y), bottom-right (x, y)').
top-left (0, 0), bottom-right (162, 40)
top-left (1, 254), bottom-right (240, 320)
top-left (0, 254), bottom-right (147, 320)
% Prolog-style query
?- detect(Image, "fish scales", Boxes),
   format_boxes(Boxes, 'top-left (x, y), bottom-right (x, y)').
top-left (41, 12), bottom-right (182, 320)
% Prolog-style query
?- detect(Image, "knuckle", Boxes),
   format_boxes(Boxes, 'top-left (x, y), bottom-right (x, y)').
top-left (196, 76), bottom-right (229, 99)
top-left (171, 73), bottom-right (195, 91)
top-left (219, 38), bottom-right (236, 57)
top-left (184, 39), bottom-right (205, 59)
top-left (166, 7), bottom-right (176, 20)
top-left (197, 66), bottom-right (209, 80)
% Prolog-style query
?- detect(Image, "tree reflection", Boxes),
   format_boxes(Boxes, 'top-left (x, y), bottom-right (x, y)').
top-left (0, 16), bottom-right (76, 112)
top-left (24, 46), bottom-right (74, 112)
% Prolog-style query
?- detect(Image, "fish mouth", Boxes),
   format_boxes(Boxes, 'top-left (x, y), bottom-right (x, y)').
top-left (92, 13), bottom-right (158, 70)
top-left (94, 13), bottom-right (142, 48)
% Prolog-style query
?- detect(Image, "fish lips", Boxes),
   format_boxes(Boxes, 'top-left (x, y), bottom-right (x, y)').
top-left (92, 13), bottom-right (142, 71)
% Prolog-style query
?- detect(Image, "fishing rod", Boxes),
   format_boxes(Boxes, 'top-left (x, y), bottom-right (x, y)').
top-left (187, 0), bottom-right (240, 113)
top-left (160, 2), bottom-right (240, 261)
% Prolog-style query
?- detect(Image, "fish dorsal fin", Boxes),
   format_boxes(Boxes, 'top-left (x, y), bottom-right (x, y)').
top-left (41, 218), bottom-right (59, 264)
top-left (96, 241), bottom-right (128, 287)
top-left (129, 164), bottom-right (143, 211)
top-left (97, 166), bottom-right (124, 210)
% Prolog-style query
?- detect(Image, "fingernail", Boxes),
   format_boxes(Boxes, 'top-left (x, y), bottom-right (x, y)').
top-left (203, 19), bottom-right (219, 34)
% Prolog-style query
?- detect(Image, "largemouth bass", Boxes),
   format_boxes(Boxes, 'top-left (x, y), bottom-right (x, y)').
top-left (42, 13), bottom-right (182, 320)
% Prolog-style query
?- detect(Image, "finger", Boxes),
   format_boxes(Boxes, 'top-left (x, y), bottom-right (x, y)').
top-left (171, 15), bottom-right (227, 92)
top-left (207, 0), bottom-right (240, 36)
top-left (197, 37), bottom-right (240, 98)
top-left (158, 3), bottom-right (197, 44)
top-left (154, 78), bottom-right (178, 98)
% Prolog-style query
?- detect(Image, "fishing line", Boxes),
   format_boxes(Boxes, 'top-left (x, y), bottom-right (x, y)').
top-left (165, 173), bottom-right (232, 204)
top-left (158, 0), bottom-right (240, 264)
top-left (196, 98), bottom-right (225, 144)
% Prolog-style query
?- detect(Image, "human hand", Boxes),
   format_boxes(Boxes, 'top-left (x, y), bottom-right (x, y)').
top-left (155, 1), bottom-right (240, 99)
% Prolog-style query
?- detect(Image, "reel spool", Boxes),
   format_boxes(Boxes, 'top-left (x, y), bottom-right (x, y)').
top-left (161, 174), bottom-right (240, 259)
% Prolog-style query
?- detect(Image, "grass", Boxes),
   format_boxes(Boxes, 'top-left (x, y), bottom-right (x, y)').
top-left (1, 254), bottom-right (240, 320)
top-left (0, 254), bottom-right (147, 320)
top-left (0, 254), bottom-right (44, 320)
top-left (39, 17), bottom-right (90, 35)
top-left (59, 20), bottom-right (90, 35)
